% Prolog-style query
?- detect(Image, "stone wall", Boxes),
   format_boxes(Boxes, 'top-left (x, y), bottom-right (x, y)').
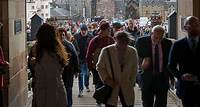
top-left (0, 0), bottom-right (28, 107)
top-left (177, 0), bottom-right (193, 38)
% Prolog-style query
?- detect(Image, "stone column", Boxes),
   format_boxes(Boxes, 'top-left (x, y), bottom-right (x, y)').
top-left (193, 0), bottom-right (200, 19)
top-left (0, 0), bottom-right (28, 107)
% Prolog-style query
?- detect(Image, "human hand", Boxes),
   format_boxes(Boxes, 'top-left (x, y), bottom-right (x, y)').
top-left (141, 57), bottom-right (151, 70)
top-left (30, 57), bottom-right (36, 65)
top-left (3, 61), bottom-right (9, 69)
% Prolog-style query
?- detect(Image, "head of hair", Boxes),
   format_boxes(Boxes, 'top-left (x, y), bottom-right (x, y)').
top-left (57, 27), bottom-right (67, 41)
top-left (151, 25), bottom-right (165, 35)
top-left (184, 16), bottom-right (199, 26)
top-left (80, 24), bottom-right (88, 31)
top-left (36, 23), bottom-right (68, 65)
top-left (99, 22), bottom-right (110, 30)
top-left (91, 22), bottom-right (98, 29)
top-left (114, 31), bottom-right (133, 45)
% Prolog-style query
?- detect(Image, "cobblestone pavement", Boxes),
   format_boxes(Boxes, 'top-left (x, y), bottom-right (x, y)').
top-left (27, 77), bottom-right (181, 107)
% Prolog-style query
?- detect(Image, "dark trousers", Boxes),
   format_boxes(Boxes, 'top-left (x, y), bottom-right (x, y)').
top-left (62, 72), bottom-right (74, 107)
top-left (91, 69), bottom-right (103, 104)
top-left (141, 73), bottom-right (168, 107)
top-left (105, 89), bottom-right (133, 107)
top-left (0, 89), bottom-right (3, 107)
top-left (181, 82), bottom-right (200, 107)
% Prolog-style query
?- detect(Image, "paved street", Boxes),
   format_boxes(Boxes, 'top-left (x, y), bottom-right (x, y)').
top-left (72, 77), bottom-right (180, 107)
top-left (27, 77), bottom-right (181, 107)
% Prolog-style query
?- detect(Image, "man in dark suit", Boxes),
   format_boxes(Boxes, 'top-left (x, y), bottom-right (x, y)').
top-left (168, 16), bottom-right (200, 107)
top-left (136, 25), bottom-right (174, 107)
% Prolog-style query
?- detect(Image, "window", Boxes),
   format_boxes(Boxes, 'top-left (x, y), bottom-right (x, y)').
top-left (45, 5), bottom-right (48, 9)
top-left (45, 13), bottom-right (48, 17)
top-left (41, 5), bottom-right (44, 9)
top-left (41, 13), bottom-right (44, 17)
top-left (31, 6), bottom-right (35, 9)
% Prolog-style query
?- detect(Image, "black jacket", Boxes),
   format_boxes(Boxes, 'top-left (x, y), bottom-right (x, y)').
top-left (168, 37), bottom-right (200, 80)
top-left (135, 36), bottom-right (174, 88)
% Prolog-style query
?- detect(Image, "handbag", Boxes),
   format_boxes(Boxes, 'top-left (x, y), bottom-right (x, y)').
top-left (93, 48), bottom-right (114, 104)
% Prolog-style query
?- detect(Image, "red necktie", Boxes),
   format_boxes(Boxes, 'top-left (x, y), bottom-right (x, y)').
top-left (154, 44), bottom-right (159, 73)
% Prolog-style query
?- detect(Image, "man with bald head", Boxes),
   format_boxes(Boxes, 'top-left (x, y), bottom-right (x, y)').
top-left (168, 16), bottom-right (200, 107)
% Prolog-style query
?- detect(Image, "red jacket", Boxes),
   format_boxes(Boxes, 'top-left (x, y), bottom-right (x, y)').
top-left (86, 35), bottom-right (114, 70)
top-left (0, 47), bottom-right (7, 87)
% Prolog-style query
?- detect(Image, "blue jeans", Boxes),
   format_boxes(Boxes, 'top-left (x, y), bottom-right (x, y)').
top-left (78, 63), bottom-right (89, 91)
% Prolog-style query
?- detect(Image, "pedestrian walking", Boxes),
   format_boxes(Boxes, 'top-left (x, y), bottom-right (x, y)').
top-left (86, 21), bottom-right (114, 107)
top-left (74, 24), bottom-right (93, 97)
top-left (57, 27), bottom-right (79, 107)
top-left (31, 23), bottom-right (69, 107)
top-left (168, 16), bottom-right (200, 107)
top-left (96, 31), bottom-right (138, 107)
top-left (135, 25), bottom-right (175, 107)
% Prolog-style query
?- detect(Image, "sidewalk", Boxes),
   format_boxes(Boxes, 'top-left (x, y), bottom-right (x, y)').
top-left (27, 77), bottom-right (180, 107)
top-left (72, 78), bottom-right (179, 107)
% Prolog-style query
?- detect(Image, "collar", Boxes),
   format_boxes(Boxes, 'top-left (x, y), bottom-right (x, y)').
top-left (187, 36), bottom-right (199, 43)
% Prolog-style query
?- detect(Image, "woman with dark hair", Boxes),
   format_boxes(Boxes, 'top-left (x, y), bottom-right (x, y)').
top-left (31, 23), bottom-right (69, 107)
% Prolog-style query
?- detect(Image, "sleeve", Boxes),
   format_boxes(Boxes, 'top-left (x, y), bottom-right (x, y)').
top-left (86, 38), bottom-right (96, 71)
top-left (72, 39), bottom-right (80, 55)
top-left (135, 37), bottom-right (144, 58)
top-left (167, 40), bottom-right (175, 81)
top-left (28, 44), bottom-right (36, 77)
top-left (130, 49), bottom-right (139, 86)
top-left (0, 46), bottom-right (5, 64)
top-left (168, 42), bottom-right (181, 79)
top-left (96, 48), bottom-right (109, 83)
top-left (70, 43), bottom-right (79, 74)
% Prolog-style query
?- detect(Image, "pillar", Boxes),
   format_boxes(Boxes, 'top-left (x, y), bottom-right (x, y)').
top-left (0, 0), bottom-right (28, 107)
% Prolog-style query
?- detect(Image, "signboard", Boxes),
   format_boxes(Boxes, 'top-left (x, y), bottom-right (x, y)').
top-left (14, 19), bottom-right (22, 35)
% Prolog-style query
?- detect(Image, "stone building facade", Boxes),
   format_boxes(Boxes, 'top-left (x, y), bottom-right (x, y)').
top-left (96, 0), bottom-right (115, 20)
top-left (139, 0), bottom-right (177, 21)
top-left (66, 0), bottom-right (91, 19)
top-left (26, 0), bottom-right (52, 22)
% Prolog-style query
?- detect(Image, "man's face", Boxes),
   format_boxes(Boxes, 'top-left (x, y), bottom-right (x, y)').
top-left (128, 22), bottom-right (134, 28)
top-left (99, 28), bottom-right (110, 37)
top-left (185, 21), bottom-right (200, 37)
top-left (152, 29), bottom-right (164, 44)
top-left (81, 30), bottom-right (88, 36)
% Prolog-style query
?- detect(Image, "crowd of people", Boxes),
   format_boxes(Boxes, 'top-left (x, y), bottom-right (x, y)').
top-left (24, 16), bottom-right (200, 107)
